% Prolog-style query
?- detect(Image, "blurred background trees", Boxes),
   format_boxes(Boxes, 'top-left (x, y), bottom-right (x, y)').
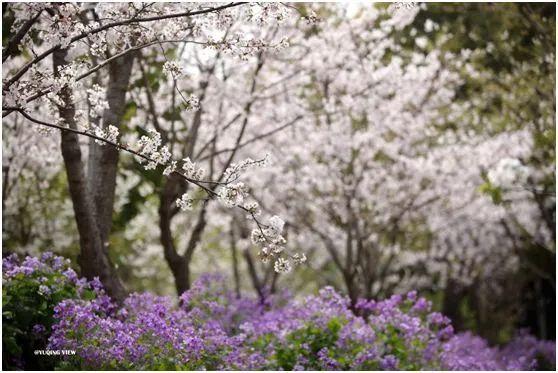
top-left (2, 2), bottom-right (555, 345)
top-left (406, 2), bottom-right (555, 342)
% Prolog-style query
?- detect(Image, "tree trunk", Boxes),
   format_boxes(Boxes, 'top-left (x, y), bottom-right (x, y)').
top-left (87, 53), bottom-right (135, 244)
top-left (230, 225), bottom-right (241, 299)
top-left (159, 176), bottom-right (192, 295)
top-left (169, 255), bottom-right (189, 296)
top-left (244, 249), bottom-right (266, 304)
top-left (442, 279), bottom-right (465, 332)
top-left (343, 271), bottom-right (359, 310)
top-left (53, 48), bottom-right (126, 301)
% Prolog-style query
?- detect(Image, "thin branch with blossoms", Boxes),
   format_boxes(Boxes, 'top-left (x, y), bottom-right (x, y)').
top-left (9, 107), bottom-right (305, 272)
top-left (11, 108), bottom-right (224, 192)
top-left (3, 18), bottom-right (291, 118)
top-left (2, 2), bottom-right (247, 91)
top-left (2, 38), bottom-right (207, 117)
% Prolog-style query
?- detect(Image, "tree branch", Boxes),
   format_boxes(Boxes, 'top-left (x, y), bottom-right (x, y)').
top-left (2, 9), bottom-right (44, 62)
top-left (3, 2), bottom-right (246, 91)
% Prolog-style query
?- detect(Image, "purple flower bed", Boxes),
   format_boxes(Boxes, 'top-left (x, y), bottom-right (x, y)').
top-left (3, 253), bottom-right (556, 370)
top-left (2, 252), bottom-right (106, 369)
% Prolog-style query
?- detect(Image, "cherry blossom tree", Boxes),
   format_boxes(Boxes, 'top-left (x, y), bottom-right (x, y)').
top-left (219, 3), bottom-right (555, 315)
top-left (2, 2), bottom-right (305, 300)
top-left (2, 3), bottom-right (554, 342)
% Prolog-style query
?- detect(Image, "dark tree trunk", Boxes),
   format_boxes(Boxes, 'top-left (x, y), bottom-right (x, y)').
top-left (442, 279), bottom-right (466, 332)
top-left (244, 249), bottom-right (266, 305)
top-left (158, 180), bottom-right (189, 297)
top-left (230, 225), bottom-right (241, 299)
top-left (343, 271), bottom-right (359, 310)
top-left (53, 48), bottom-right (126, 301)
top-left (169, 255), bottom-right (189, 296)
top-left (159, 175), bottom-right (193, 295)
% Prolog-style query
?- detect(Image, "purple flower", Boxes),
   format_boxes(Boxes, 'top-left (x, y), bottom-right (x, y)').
top-left (317, 348), bottom-right (340, 370)
top-left (380, 354), bottom-right (399, 370)
top-left (406, 290), bottom-right (418, 302)
top-left (411, 297), bottom-right (431, 313)
top-left (437, 325), bottom-right (454, 341)
top-left (32, 324), bottom-right (46, 335)
top-left (62, 268), bottom-right (78, 283)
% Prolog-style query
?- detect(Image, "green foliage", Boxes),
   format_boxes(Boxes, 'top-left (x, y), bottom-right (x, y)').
top-left (121, 101), bottom-right (138, 124)
top-left (478, 181), bottom-right (503, 205)
top-left (2, 261), bottom-right (92, 370)
top-left (270, 317), bottom-right (344, 370)
top-left (253, 317), bottom-right (349, 370)
top-left (250, 312), bottom-right (441, 371)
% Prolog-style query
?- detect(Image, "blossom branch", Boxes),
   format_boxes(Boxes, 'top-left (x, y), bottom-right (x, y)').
top-left (9, 108), bottom-right (222, 194)
top-left (2, 39), bottom-right (208, 117)
top-left (3, 2), bottom-right (247, 92)
top-left (9, 107), bottom-right (303, 272)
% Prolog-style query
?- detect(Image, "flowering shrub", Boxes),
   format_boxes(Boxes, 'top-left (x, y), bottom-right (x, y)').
top-left (178, 274), bottom-right (286, 334)
top-left (49, 293), bottom-right (239, 370)
top-left (441, 331), bottom-right (556, 370)
top-left (3, 253), bottom-right (555, 370)
top-left (239, 289), bottom-right (455, 370)
top-left (47, 274), bottom-right (289, 370)
top-left (2, 253), bottom-right (104, 369)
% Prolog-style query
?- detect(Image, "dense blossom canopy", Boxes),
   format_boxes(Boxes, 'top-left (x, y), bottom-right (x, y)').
top-left (3, 2), bottom-right (553, 292)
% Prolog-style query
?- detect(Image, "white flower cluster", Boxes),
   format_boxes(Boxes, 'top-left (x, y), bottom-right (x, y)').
top-left (205, 34), bottom-right (286, 60)
top-left (223, 155), bottom-right (270, 183)
top-left (163, 161), bottom-right (177, 176)
top-left (163, 61), bottom-right (185, 79)
top-left (137, 129), bottom-right (161, 155)
top-left (273, 37), bottom-right (291, 52)
top-left (134, 133), bottom-right (207, 178)
top-left (243, 201), bottom-right (260, 215)
top-left (268, 215), bottom-right (285, 236)
top-left (292, 253), bottom-right (308, 265)
top-left (213, 155), bottom-right (304, 272)
top-left (46, 62), bottom-right (84, 108)
top-left (138, 129), bottom-right (161, 155)
top-left (161, 19), bottom-right (190, 41)
top-left (248, 3), bottom-right (291, 25)
top-left (105, 125), bottom-right (119, 143)
top-left (181, 157), bottom-right (205, 180)
top-left (42, 3), bottom-right (81, 48)
top-left (136, 129), bottom-right (171, 170)
top-left (176, 193), bottom-right (193, 211)
top-left (218, 182), bottom-right (248, 207)
top-left (487, 158), bottom-right (530, 189)
top-left (149, 146), bottom-right (172, 170)
top-left (164, 157), bottom-right (206, 179)
top-left (274, 257), bottom-right (291, 273)
top-left (251, 215), bottom-right (286, 260)
top-left (185, 94), bottom-right (200, 111)
top-left (303, 10), bottom-right (319, 25)
top-left (3, 82), bottom-right (29, 108)
top-left (249, 215), bottom-right (306, 273)
top-left (87, 84), bottom-right (109, 118)
top-left (91, 125), bottom-right (119, 145)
